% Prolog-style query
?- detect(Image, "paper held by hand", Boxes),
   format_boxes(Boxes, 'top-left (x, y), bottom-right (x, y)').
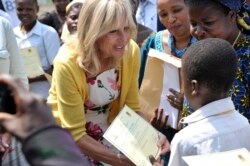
top-left (19, 47), bottom-right (44, 78)
top-left (183, 148), bottom-right (250, 166)
top-left (103, 105), bottom-right (161, 166)
top-left (148, 48), bottom-right (181, 68)
top-left (139, 48), bottom-right (182, 129)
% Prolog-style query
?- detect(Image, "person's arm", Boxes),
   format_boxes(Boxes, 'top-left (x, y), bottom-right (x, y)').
top-left (43, 25), bottom-right (61, 66)
top-left (23, 126), bottom-right (91, 166)
top-left (0, 75), bottom-right (91, 166)
top-left (5, 18), bottom-right (28, 89)
top-left (28, 74), bottom-right (47, 83)
top-left (28, 66), bottom-right (54, 83)
top-left (124, 40), bottom-right (141, 111)
top-left (76, 134), bottom-right (132, 165)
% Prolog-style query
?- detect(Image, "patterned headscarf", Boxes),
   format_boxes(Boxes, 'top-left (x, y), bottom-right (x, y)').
top-left (216, 0), bottom-right (250, 34)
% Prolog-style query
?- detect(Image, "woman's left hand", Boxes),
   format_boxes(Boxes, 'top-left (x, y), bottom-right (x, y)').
top-left (167, 88), bottom-right (184, 110)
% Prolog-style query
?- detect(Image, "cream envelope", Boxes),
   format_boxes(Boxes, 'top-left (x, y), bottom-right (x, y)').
top-left (139, 49), bottom-right (182, 129)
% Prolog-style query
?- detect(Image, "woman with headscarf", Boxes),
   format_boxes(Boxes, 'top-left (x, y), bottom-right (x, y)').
top-left (182, 0), bottom-right (250, 122)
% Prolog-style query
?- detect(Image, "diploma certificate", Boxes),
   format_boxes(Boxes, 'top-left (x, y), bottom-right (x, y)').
top-left (103, 105), bottom-right (161, 166)
top-left (19, 47), bottom-right (44, 78)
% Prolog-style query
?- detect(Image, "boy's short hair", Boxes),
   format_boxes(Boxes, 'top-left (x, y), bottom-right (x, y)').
top-left (182, 38), bottom-right (237, 92)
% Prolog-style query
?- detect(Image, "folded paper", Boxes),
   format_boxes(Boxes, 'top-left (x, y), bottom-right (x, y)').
top-left (19, 47), bottom-right (44, 78)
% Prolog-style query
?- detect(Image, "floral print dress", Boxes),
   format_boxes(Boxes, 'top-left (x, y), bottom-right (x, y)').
top-left (84, 68), bottom-right (120, 166)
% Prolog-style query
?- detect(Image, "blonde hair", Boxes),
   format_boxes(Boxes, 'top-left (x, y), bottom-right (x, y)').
top-left (77, 0), bottom-right (136, 76)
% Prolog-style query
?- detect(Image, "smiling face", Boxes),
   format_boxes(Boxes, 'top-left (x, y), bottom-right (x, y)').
top-left (95, 21), bottom-right (131, 60)
top-left (16, 0), bottom-right (38, 28)
top-left (188, 4), bottom-right (237, 44)
top-left (157, 0), bottom-right (190, 37)
top-left (66, 7), bottom-right (81, 34)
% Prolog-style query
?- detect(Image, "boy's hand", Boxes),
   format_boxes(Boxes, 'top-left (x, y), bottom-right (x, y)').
top-left (150, 108), bottom-right (169, 131)
top-left (167, 88), bottom-right (184, 110)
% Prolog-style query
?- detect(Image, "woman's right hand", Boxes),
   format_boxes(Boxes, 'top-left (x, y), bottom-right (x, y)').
top-left (167, 88), bottom-right (184, 110)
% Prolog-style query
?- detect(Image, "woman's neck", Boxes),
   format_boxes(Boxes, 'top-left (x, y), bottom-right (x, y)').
top-left (174, 33), bottom-right (192, 50)
top-left (99, 57), bottom-right (117, 74)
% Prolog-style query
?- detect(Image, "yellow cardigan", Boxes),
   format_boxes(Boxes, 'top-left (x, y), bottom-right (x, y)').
top-left (47, 39), bottom-right (140, 141)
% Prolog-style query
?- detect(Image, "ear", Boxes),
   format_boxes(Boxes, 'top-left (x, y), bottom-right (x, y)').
top-left (228, 10), bottom-right (237, 22)
top-left (191, 80), bottom-right (199, 96)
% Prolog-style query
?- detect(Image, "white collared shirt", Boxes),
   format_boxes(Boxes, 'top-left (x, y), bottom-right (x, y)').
top-left (136, 0), bottom-right (157, 31)
top-left (14, 21), bottom-right (60, 71)
top-left (169, 97), bottom-right (250, 166)
top-left (13, 21), bottom-right (60, 99)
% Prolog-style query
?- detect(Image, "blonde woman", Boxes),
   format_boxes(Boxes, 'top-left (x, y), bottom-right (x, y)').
top-left (48, 0), bottom-right (140, 165)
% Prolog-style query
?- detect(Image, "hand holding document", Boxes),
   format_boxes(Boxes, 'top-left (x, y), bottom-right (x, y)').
top-left (19, 47), bottom-right (44, 78)
top-left (183, 148), bottom-right (250, 166)
top-left (139, 49), bottom-right (182, 129)
top-left (103, 105), bottom-right (161, 166)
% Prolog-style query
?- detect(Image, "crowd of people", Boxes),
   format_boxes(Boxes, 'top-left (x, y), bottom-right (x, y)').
top-left (0, 0), bottom-right (249, 166)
